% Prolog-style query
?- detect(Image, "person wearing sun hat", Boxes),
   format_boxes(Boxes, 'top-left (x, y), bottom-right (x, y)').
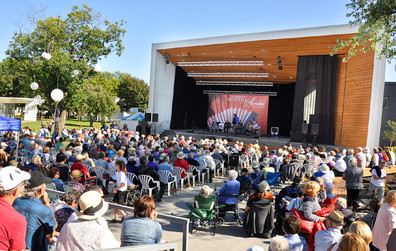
top-left (56, 191), bottom-right (120, 250)
top-left (314, 211), bottom-right (344, 251)
top-left (67, 170), bottom-right (86, 194)
top-left (13, 171), bottom-right (56, 250)
top-left (0, 166), bottom-right (30, 250)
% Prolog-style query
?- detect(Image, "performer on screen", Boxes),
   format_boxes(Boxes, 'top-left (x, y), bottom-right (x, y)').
top-left (232, 114), bottom-right (239, 135)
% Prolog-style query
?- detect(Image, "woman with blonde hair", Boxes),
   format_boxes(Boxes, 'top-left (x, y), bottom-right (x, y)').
top-left (300, 181), bottom-right (327, 222)
top-left (32, 155), bottom-right (49, 176)
top-left (372, 190), bottom-right (396, 250)
top-left (348, 221), bottom-right (372, 246)
top-left (337, 233), bottom-right (368, 251)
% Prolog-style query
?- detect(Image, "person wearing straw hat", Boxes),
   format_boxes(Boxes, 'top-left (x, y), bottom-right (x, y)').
top-left (57, 191), bottom-right (120, 250)
top-left (314, 211), bottom-right (344, 251)
top-left (0, 166), bottom-right (30, 251)
top-left (67, 170), bottom-right (86, 194)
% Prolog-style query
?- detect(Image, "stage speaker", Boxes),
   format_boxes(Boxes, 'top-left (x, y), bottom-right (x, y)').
top-left (152, 113), bottom-right (159, 122)
top-left (145, 113), bottom-right (151, 122)
top-left (311, 124), bottom-right (319, 135)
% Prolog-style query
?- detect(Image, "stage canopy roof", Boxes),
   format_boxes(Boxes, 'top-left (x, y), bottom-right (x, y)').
top-left (156, 25), bottom-right (359, 85)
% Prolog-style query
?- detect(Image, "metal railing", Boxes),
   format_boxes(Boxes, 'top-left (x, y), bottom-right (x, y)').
top-left (99, 242), bottom-right (177, 251)
top-left (46, 189), bottom-right (189, 251)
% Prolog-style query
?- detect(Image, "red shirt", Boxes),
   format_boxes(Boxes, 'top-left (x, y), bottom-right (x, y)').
top-left (71, 162), bottom-right (89, 184)
top-left (173, 158), bottom-right (189, 178)
top-left (0, 198), bottom-right (27, 250)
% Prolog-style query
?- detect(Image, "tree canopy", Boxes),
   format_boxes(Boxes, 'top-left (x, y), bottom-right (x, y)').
top-left (4, 5), bottom-right (126, 128)
top-left (117, 72), bottom-right (149, 112)
top-left (333, 0), bottom-right (396, 61)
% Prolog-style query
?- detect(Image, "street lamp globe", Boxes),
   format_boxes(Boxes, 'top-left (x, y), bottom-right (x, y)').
top-left (30, 82), bottom-right (39, 91)
top-left (94, 64), bottom-right (102, 72)
top-left (51, 89), bottom-right (64, 102)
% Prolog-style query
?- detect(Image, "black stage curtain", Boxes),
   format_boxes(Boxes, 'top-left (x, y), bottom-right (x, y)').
top-left (267, 83), bottom-right (295, 136)
top-left (290, 55), bottom-right (337, 144)
top-left (170, 66), bottom-right (208, 130)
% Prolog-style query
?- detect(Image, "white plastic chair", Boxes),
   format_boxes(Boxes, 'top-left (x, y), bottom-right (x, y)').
top-left (302, 164), bottom-right (314, 177)
top-left (240, 155), bottom-right (249, 168)
top-left (213, 159), bottom-right (224, 177)
top-left (196, 164), bottom-right (207, 184)
top-left (138, 175), bottom-right (160, 197)
top-left (188, 165), bottom-right (198, 187)
top-left (173, 166), bottom-right (189, 191)
top-left (94, 167), bottom-right (106, 186)
top-left (158, 170), bottom-right (177, 196)
top-left (126, 172), bottom-right (137, 185)
top-left (108, 168), bottom-right (116, 180)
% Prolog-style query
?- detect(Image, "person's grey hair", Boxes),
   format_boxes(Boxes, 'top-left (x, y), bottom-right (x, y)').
top-left (335, 197), bottom-right (347, 209)
top-left (164, 155), bottom-right (170, 161)
top-left (59, 145), bottom-right (66, 152)
top-left (189, 152), bottom-right (194, 158)
top-left (111, 155), bottom-right (118, 161)
top-left (347, 149), bottom-right (354, 155)
top-left (62, 188), bottom-right (81, 205)
top-left (363, 147), bottom-right (370, 154)
top-left (0, 184), bottom-right (17, 197)
top-left (349, 158), bottom-right (357, 168)
top-left (22, 185), bottom-right (42, 199)
top-left (357, 147), bottom-right (362, 152)
top-left (269, 236), bottom-right (289, 251)
top-left (228, 170), bottom-right (238, 180)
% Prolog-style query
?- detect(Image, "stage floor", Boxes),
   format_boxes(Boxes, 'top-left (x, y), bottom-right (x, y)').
top-left (161, 129), bottom-right (344, 150)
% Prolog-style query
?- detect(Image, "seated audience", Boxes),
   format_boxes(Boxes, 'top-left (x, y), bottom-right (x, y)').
top-left (57, 191), bottom-right (120, 250)
top-left (282, 215), bottom-right (308, 251)
top-left (54, 188), bottom-right (81, 231)
top-left (49, 166), bottom-right (65, 191)
top-left (336, 233), bottom-right (368, 251)
top-left (314, 211), bottom-right (344, 251)
top-left (121, 195), bottom-right (162, 246)
top-left (372, 190), bottom-right (396, 251)
top-left (218, 170), bottom-right (240, 217)
top-left (269, 236), bottom-right (289, 251)
top-left (301, 181), bottom-right (327, 222)
top-left (0, 166), bottom-right (30, 251)
top-left (67, 170), bottom-right (86, 194)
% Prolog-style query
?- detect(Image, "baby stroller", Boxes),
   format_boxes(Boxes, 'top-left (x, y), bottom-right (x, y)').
top-left (353, 190), bottom-right (375, 211)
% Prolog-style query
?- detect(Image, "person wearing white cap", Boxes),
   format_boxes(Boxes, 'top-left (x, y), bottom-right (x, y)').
top-left (0, 166), bottom-right (30, 250)
top-left (57, 191), bottom-right (120, 250)
top-left (70, 153), bottom-right (90, 184)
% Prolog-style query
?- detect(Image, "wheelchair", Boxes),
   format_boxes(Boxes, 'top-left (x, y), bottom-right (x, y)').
top-left (215, 188), bottom-right (243, 226)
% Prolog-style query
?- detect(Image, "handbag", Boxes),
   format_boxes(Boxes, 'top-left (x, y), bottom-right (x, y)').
top-left (290, 201), bottom-right (315, 234)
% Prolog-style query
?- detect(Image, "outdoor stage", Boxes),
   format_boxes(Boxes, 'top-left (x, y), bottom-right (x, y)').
top-left (161, 129), bottom-right (344, 150)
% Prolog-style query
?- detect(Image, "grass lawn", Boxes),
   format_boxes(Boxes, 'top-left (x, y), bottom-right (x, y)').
top-left (22, 119), bottom-right (103, 132)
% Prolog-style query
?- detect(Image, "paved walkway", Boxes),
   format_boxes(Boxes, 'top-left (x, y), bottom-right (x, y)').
top-left (103, 175), bottom-right (271, 251)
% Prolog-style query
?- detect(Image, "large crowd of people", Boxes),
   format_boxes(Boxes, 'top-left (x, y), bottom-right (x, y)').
top-left (0, 121), bottom-right (395, 250)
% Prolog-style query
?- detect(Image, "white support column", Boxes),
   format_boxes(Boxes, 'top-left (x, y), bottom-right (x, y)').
top-left (148, 48), bottom-right (176, 133)
top-left (366, 52), bottom-right (386, 149)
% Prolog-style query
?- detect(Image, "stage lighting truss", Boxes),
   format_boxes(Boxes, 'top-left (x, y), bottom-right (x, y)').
top-left (203, 90), bottom-right (277, 96)
top-left (187, 72), bottom-right (269, 78)
top-left (178, 61), bottom-right (264, 66)
top-left (196, 81), bottom-right (273, 86)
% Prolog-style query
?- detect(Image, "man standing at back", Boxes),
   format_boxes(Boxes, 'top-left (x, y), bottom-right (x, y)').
top-left (232, 114), bottom-right (239, 135)
top-left (0, 166), bottom-right (30, 251)
top-left (354, 147), bottom-right (366, 168)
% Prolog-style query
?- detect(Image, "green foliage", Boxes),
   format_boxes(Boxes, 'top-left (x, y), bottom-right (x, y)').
top-left (384, 120), bottom-right (396, 147)
top-left (3, 5), bottom-right (126, 126)
top-left (116, 72), bottom-right (149, 112)
top-left (332, 0), bottom-right (396, 61)
top-left (76, 81), bottom-right (118, 126)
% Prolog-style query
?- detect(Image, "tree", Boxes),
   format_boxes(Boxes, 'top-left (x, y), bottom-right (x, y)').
top-left (77, 82), bottom-right (118, 126)
top-left (116, 72), bottom-right (149, 112)
top-left (384, 120), bottom-right (396, 147)
top-left (333, 0), bottom-right (396, 61)
top-left (4, 5), bottom-right (126, 129)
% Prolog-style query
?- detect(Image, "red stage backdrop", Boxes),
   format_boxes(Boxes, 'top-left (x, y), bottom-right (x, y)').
top-left (207, 94), bottom-right (269, 134)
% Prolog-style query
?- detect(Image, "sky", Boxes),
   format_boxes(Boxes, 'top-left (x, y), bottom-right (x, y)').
top-left (0, 0), bottom-right (395, 83)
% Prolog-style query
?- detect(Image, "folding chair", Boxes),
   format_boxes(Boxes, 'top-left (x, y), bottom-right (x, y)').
top-left (188, 165), bottom-right (198, 187)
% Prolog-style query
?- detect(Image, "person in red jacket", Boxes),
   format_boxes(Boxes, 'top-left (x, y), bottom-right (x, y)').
top-left (70, 154), bottom-right (90, 184)
top-left (173, 151), bottom-right (190, 179)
